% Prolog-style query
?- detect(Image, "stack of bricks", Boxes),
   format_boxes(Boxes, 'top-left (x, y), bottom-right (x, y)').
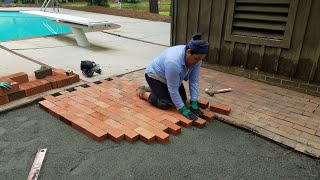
top-left (0, 70), bottom-right (80, 105)
top-left (39, 77), bottom-right (219, 144)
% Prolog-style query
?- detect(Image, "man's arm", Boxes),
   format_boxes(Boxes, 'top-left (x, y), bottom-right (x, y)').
top-left (189, 61), bottom-right (202, 101)
top-left (165, 62), bottom-right (184, 110)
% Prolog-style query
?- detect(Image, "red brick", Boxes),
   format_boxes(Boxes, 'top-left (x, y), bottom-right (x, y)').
top-left (32, 81), bottom-right (45, 95)
top-left (71, 118), bottom-right (92, 133)
top-left (134, 127), bottom-right (155, 144)
top-left (47, 105), bottom-right (63, 119)
top-left (19, 82), bottom-right (33, 90)
top-left (28, 75), bottom-right (36, 81)
top-left (146, 119), bottom-right (169, 132)
top-left (84, 125), bottom-right (108, 142)
top-left (295, 143), bottom-right (320, 158)
top-left (53, 69), bottom-right (67, 76)
top-left (0, 95), bottom-right (9, 105)
top-left (68, 96), bottom-right (85, 105)
top-left (94, 101), bottom-right (110, 109)
top-left (104, 119), bottom-right (139, 143)
top-left (171, 113), bottom-right (193, 128)
top-left (0, 82), bottom-right (19, 96)
top-left (41, 79), bottom-right (52, 91)
top-left (45, 76), bottom-right (59, 89)
top-left (193, 118), bottom-right (206, 128)
top-left (203, 111), bottom-right (216, 121)
top-left (65, 106), bottom-right (84, 116)
top-left (198, 98), bottom-right (209, 109)
top-left (308, 141), bottom-right (320, 150)
top-left (293, 124), bottom-right (316, 135)
top-left (52, 100), bottom-right (69, 109)
top-left (126, 118), bottom-right (164, 144)
top-left (145, 106), bottom-right (164, 116)
top-left (80, 115), bottom-right (99, 125)
top-left (92, 120), bottom-right (124, 143)
top-left (56, 76), bottom-right (67, 88)
top-left (59, 112), bottom-right (79, 126)
top-left (72, 74), bottom-right (80, 83)
top-left (210, 103), bottom-right (231, 115)
top-left (143, 125), bottom-right (169, 144)
top-left (91, 111), bottom-right (108, 121)
top-left (119, 119), bottom-right (140, 130)
top-left (122, 128), bottom-right (139, 143)
top-left (5, 72), bottom-right (29, 84)
top-left (134, 113), bottom-right (152, 122)
top-left (38, 100), bottom-right (55, 112)
top-left (160, 119), bottom-right (181, 135)
top-left (20, 81), bottom-right (45, 96)
top-left (104, 119), bottom-right (123, 129)
top-left (79, 99), bottom-right (97, 109)
top-left (84, 96), bottom-right (97, 103)
top-left (74, 112), bottom-right (89, 119)
top-left (161, 114), bottom-right (180, 124)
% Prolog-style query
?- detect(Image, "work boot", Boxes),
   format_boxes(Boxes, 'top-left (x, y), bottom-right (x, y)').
top-left (136, 85), bottom-right (151, 98)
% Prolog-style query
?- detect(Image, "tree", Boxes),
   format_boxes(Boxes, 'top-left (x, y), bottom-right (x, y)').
top-left (149, 0), bottom-right (159, 14)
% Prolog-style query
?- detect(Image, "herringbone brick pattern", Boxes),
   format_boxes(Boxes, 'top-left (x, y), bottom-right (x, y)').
top-left (39, 77), bottom-right (216, 144)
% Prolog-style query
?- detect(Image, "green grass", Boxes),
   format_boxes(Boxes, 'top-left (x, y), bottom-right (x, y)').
top-left (159, 2), bottom-right (171, 5)
top-left (62, 2), bottom-right (88, 7)
top-left (62, 1), bottom-right (171, 15)
top-left (110, 2), bottom-right (171, 9)
top-left (159, 11), bottom-right (170, 16)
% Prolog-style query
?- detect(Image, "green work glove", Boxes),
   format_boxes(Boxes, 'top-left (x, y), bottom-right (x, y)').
top-left (180, 106), bottom-right (198, 121)
top-left (0, 82), bottom-right (11, 90)
top-left (190, 101), bottom-right (205, 118)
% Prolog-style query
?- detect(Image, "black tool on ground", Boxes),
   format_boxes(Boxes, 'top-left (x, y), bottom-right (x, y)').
top-left (80, 60), bottom-right (102, 77)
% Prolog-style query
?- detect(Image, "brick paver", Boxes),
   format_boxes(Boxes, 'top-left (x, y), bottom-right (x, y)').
top-left (0, 70), bottom-right (80, 105)
top-left (39, 77), bottom-right (217, 144)
top-left (119, 68), bottom-right (320, 158)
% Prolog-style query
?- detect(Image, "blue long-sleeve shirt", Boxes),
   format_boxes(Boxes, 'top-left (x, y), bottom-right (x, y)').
top-left (145, 45), bottom-right (201, 110)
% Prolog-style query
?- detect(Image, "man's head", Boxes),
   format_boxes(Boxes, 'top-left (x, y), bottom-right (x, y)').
top-left (185, 33), bottom-right (209, 67)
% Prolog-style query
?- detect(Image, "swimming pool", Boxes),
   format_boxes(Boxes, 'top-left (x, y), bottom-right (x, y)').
top-left (0, 12), bottom-right (73, 42)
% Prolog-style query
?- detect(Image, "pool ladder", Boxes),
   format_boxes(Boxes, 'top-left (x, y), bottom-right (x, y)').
top-left (41, 0), bottom-right (59, 12)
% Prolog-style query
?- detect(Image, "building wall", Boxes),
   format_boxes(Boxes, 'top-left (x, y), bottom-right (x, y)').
top-left (171, 0), bottom-right (320, 84)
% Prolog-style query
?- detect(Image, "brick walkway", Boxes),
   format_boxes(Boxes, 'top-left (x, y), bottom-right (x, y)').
top-left (121, 68), bottom-right (320, 158)
top-left (39, 77), bottom-right (215, 144)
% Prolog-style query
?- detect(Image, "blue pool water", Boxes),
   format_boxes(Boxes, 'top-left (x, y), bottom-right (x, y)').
top-left (0, 12), bottom-right (73, 42)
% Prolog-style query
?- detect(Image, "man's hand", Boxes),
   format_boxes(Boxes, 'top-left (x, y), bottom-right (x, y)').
top-left (0, 82), bottom-right (12, 90)
top-left (190, 101), bottom-right (204, 118)
top-left (180, 106), bottom-right (198, 121)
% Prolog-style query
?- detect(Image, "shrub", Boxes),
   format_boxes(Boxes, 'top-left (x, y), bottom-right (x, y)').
top-left (87, 0), bottom-right (108, 6)
top-left (127, 0), bottom-right (142, 3)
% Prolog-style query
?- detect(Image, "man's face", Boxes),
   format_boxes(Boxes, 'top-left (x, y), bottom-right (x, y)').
top-left (185, 49), bottom-right (206, 66)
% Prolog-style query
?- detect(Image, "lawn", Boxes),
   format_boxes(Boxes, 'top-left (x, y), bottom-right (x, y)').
top-left (62, 1), bottom-right (171, 16)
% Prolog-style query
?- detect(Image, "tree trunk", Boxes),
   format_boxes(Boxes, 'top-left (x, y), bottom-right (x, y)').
top-left (149, 0), bottom-right (159, 14)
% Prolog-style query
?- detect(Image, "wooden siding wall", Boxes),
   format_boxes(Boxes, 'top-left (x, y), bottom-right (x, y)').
top-left (171, 0), bottom-right (320, 83)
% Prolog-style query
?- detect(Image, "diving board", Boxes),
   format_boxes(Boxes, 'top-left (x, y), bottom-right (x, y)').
top-left (21, 11), bottom-right (120, 47)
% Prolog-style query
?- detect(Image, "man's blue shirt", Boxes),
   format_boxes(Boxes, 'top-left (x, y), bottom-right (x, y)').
top-left (145, 45), bottom-right (201, 109)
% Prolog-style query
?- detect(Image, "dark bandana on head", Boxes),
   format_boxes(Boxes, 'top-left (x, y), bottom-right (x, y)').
top-left (187, 34), bottom-right (209, 54)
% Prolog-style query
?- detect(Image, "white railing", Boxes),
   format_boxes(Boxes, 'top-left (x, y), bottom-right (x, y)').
top-left (41, 0), bottom-right (59, 12)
